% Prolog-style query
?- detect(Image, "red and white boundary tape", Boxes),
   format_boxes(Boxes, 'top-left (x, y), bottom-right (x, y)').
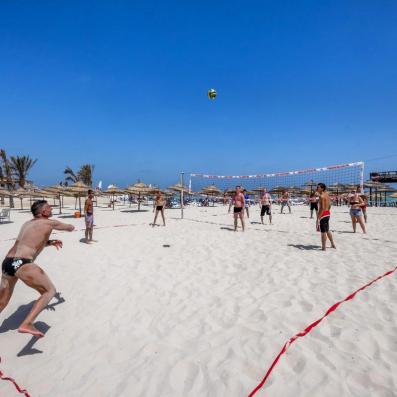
top-left (247, 265), bottom-right (397, 397)
top-left (0, 357), bottom-right (31, 397)
top-left (1, 265), bottom-right (395, 397)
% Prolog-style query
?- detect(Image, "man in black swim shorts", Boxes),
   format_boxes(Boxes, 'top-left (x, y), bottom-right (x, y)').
top-left (0, 200), bottom-right (74, 337)
top-left (228, 186), bottom-right (245, 231)
top-left (259, 188), bottom-right (273, 224)
top-left (316, 183), bottom-right (336, 251)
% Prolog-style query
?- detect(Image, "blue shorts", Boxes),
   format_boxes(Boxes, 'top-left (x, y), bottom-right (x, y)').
top-left (85, 213), bottom-right (94, 227)
top-left (350, 208), bottom-right (362, 217)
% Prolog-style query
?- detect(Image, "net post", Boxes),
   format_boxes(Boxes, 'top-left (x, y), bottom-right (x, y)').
top-left (359, 162), bottom-right (365, 191)
top-left (180, 172), bottom-right (184, 219)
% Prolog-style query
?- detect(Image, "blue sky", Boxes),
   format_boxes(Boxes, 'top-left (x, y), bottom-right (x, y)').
top-left (1, 1), bottom-right (396, 188)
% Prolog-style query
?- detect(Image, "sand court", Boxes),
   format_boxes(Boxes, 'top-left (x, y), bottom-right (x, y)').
top-left (1, 203), bottom-right (396, 396)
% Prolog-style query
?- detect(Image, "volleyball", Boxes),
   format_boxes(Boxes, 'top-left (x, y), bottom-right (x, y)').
top-left (207, 88), bottom-right (217, 100)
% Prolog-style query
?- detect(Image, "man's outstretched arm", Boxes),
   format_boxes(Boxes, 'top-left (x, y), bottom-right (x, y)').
top-left (50, 220), bottom-right (75, 232)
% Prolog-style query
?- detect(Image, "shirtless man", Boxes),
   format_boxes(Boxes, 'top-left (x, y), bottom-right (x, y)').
top-left (228, 186), bottom-right (245, 231)
top-left (259, 188), bottom-right (272, 224)
top-left (84, 189), bottom-right (94, 243)
top-left (0, 200), bottom-right (74, 337)
top-left (152, 192), bottom-right (166, 227)
top-left (316, 183), bottom-right (336, 251)
top-left (308, 192), bottom-right (319, 219)
top-left (280, 191), bottom-right (292, 214)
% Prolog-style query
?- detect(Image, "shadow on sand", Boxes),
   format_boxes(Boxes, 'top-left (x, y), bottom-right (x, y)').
top-left (288, 244), bottom-right (321, 250)
top-left (120, 209), bottom-right (149, 213)
top-left (17, 322), bottom-right (51, 356)
top-left (220, 227), bottom-right (235, 231)
top-left (0, 293), bottom-right (65, 335)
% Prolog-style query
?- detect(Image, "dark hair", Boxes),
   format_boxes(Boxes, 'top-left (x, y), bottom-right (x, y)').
top-left (317, 183), bottom-right (326, 191)
top-left (31, 200), bottom-right (48, 216)
top-left (88, 189), bottom-right (93, 195)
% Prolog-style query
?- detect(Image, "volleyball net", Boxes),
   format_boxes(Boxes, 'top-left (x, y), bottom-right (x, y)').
top-left (189, 161), bottom-right (364, 193)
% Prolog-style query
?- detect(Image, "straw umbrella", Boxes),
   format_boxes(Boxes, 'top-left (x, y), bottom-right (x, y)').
top-left (13, 187), bottom-right (29, 210)
top-left (363, 180), bottom-right (388, 207)
top-left (252, 187), bottom-right (267, 193)
top-left (376, 185), bottom-right (397, 207)
top-left (104, 185), bottom-right (126, 210)
top-left (303, 180), bottom-right (317, 193)
top-left (43, 185), bottom-right (66, 214)
top-left (168, 183), bottom-right (190, 217)
top-left (0, 188), bottom-right (12, 197)
top-left (200, 184), bottom-right (222, 206)
top-left (328, 183), bottom-right (348, 206)
top-left (126, 182), bottom-right (150, 211)
top-left (269, 186), bottom-right (287, 198)
top-left (65, 181), bottom-right (90, 213)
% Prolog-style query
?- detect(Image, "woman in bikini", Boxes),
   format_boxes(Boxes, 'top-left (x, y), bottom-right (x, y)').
top-left (349, 189), bottom-right (366, 233)
top-left (152, 192), bottom-right (166, 227)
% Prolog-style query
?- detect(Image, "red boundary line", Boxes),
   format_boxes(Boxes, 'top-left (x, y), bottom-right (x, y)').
top-left (247, 265), bottom-right (397, 397)
top-left (0, 357), bottom-right (31, 397)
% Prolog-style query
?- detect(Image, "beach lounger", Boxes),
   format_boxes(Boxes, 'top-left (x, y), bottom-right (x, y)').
top-left (0, 208), bottom-right (11, 223)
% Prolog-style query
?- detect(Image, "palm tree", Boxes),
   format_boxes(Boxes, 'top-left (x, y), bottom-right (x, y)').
top-left (0, 149), bottom-right (15, 207)
top-left (78, 164), bottom-right (94, 187)
top-left (64, 166), bottom-right (79, 184)
top-left (10, 155), bottom-right (37, 188)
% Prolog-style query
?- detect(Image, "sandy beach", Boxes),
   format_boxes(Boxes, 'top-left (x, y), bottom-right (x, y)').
top-left (0, 200), bottom-right (396, 397)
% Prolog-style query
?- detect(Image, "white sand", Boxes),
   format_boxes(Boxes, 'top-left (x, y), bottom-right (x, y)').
top-left (1, 199), bottom-right (396, 397)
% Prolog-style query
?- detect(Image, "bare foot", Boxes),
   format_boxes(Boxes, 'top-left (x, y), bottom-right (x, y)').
top-left (18, 324), bottom-right (44, 338)
top-left (331, 244), bottom-right (336, 249)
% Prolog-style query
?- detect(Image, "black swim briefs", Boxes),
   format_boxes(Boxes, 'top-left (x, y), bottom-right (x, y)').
top-left (2, 257), bottom-right (32, 277)
top-left (310, 203), bottom-right (318, 211)
top-left (233, 207), bottom-right (243, 213)
top-left (261, 205), bottom-right (271, 216)
top-left (319, 216), bottom-right (330, 233)
top-left (156, 206), bottom-right (163, 211)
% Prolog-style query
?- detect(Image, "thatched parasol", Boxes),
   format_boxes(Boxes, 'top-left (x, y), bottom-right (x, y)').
top-left (168, 183), bottom-right (190, 193)
top-left (287, 186), bottom-right (302, 195)
top-left (303, 180), bottom-right (317, 192)
top-left (269, 186), bottom-right (287, 195)
top-left (64, 181), bottom-right (90, 213)
top-left (0, 188), bottom-right (12, 197)
top-left (252, 187), bottom-right (267, 193)
top-left (201, 185), bottom-right (222, 196)
top-left (168, 182), bottom-right (190, 216)
top-left (363, 180), bottom-right (389, 206)
top-left (43, 185), bottom-right (67, 214)
top-left (198, 185), bottom-right (222, 206)
top-left (126, 182), bottom-right (150, 211)
top-left (104, 184), bottom-right (126, 210)
top-left (12, 187), bottom-right (30, 209)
